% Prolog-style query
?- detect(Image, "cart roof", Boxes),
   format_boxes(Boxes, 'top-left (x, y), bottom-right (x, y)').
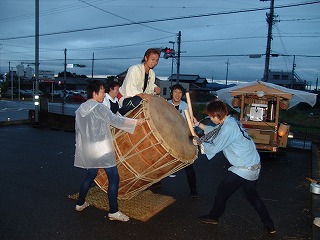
top-left (217, 81), bottom-right (317, 111)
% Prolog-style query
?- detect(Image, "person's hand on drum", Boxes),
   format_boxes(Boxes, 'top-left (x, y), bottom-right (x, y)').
top-left (136, 119), bottom-right (145, 126)
top-left (138, 93), bottom-right (152, 102)
top-left (192, 116), bottom-right (198, 127)
top-left (153, 86), bottom-right (161, 95)
top-left (193, 116), bottom-right (204, 130)
top-left (191, 136), bottom-right (200, 146)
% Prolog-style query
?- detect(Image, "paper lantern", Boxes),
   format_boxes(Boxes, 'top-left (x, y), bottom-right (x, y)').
top-left (278, 122), bottom-right (289, 137)
top-left (280, 100), bottom-right (290, 110)
top-left (231, 97), bottom-right (241, 108)
top-left (255, 91), bottom-right (265, 98)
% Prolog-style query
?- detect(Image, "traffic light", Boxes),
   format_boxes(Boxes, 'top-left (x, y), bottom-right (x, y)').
top-left (58, 80), bottom-right (64, 88)
top-left (162, 47), bottom-right (175, 59)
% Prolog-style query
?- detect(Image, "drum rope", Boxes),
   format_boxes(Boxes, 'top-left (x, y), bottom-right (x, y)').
top-left (120, 151), bottom-right (172, 183)
top-left (116, 132), bottom-right (161, 163)
top-left (118, 151), bottom-right (177, 193)
top-left (119, 161), bottom-right (192, 199)
top-left (129, 106), bottom-right (145, 120)
top-left (112, 108), bottom-right (147, 140)
top-left (135, 153), bottom-right (174, 177)
top-left (112, 131), bottom-right (152, 164)
top-left (124, 154), bottom-right (183, 186)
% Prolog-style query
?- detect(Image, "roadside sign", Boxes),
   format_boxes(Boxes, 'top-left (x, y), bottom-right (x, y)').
top-left (39, 70), bottom-right (54, 80)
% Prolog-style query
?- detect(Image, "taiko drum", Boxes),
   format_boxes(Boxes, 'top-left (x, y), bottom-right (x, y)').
top-left (94, 96), bottom-right (198, 199)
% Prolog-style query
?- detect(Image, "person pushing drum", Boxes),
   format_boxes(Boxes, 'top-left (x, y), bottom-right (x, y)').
top-left (168, 84), bottom-right (199, 198)
top-left (74, 80), bottom-right (145, 222)
top-left (191, 100), bottom-right (276, 234)
top-left (118, 48), bottom-right (161, 115)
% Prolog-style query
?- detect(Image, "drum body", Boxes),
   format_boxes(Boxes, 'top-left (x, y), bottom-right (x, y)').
top-left (95, 96), bottom-right (198, 199)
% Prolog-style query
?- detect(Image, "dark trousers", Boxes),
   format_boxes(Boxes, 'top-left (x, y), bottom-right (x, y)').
top-left (209, 171), bottom-right (274, 227)
top-left (77, 167), bottom-right (120, 213)
top-left (119, 96), bottom-right (142, 115)
top-left (184, 164), bottom-right (197, 193)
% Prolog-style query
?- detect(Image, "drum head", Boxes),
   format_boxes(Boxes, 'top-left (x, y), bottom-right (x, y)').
top-left (147, 96), bottom-right (198, 161)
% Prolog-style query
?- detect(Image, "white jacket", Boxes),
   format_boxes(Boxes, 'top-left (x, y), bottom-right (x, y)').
top-left (74, 99), bottom-right (137, 168)
top-left (102, 92), bottom-right (120, 108)
top-left (119, 63), bottom-right (158, 100)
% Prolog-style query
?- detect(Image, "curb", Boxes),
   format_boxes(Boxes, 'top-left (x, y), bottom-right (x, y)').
top-left (0, 119), bottom-right (31, 126)
top-left (312, 143), bottom-right (320, 240)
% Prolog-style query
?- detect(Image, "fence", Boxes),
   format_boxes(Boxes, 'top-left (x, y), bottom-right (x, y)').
top-left (286, 122), bottom-right (320, 150)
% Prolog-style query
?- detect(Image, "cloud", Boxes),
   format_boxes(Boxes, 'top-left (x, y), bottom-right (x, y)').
top-left (0, 0), bottom-right (319, 87)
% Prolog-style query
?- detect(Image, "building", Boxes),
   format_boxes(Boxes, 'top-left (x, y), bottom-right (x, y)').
top-left (265, 70), bottom-right (307, 90)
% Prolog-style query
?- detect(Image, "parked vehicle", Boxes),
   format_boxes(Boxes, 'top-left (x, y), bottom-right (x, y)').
top-left (67, 93), bottom-right (87, 103)
top-left (3, 89), bottom-right (19, 98)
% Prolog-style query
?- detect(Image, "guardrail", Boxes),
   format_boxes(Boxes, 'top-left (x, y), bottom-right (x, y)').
top-left (288, 122), bottom-right (320, 144)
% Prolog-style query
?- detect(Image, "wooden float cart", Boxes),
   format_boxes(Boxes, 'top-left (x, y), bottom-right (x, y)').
top-left (229, 83), bottom-right (292, 153)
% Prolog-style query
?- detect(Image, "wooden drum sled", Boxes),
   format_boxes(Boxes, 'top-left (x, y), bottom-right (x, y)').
top-left (95, 96), bottom-right (198, 199)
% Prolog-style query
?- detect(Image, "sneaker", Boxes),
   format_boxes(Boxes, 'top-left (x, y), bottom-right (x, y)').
top-left (75, 202), bottom-right (90, 212)
top-left (314, 217), bottom-right (320, 227)
top-left (108, 211), bottom-right (130, 222)
top-left (265, 224), bottom-right (276, 234)
top-left (199, 215), bottom-right (219, 225)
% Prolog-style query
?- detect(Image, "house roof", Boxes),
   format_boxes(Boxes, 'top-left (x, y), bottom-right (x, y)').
top-left (55, 77), bottom-right (106, 85)
top-left (206, 82), bottom-right (236, 91)
top-left (169, 74), bottom-right (206, 83)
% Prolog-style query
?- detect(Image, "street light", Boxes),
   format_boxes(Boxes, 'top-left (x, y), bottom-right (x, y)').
top-left (169, 41), bottom-right (175, 86)
top-left (62, 48), bottom-right (86, 114)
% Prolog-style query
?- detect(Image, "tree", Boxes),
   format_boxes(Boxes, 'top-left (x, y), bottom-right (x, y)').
top-left (57, 71), bottom-right (87, 78)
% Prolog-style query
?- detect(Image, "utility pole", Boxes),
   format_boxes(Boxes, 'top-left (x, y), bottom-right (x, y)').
top-left (63, 48), bottom-right (67, 114)
top-left (176, 31), bottom-right (181, 84)
top-left (9, 62), bottom-right (13, 100)
top-left (34, 0), bottom-right (40, 125)
top-left (91, 52), bottom-right (94, 78)
top-left (225, 59), bottom-right (230, 87)
top-left (9, 61), bottom-right (13, 100)
top-left (291, 55), bottom-right (296, 89)
top-left (292, 55), bottom-right (296, 75)
top-left (211, 71), bottom-right (214, 83)
top-left (0, 44), bottom-right (2, 75)
top-left (263, 0), bottom-right (275, 82)
top-left (169, 41), bottom-right (175, 86)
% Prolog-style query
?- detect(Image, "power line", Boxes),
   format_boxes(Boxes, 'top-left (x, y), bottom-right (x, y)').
top-left (0, 1), bottom-right (88, 23)
top-left (182, 54), bottom-right (320, 58)
top-left (8, 53), bottom-right (320, 64)
top-left (1, 0), bottom-right (319, 41)
top-left (78, 0), bottom-right (175, 34)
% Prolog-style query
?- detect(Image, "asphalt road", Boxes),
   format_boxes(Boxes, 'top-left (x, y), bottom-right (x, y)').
top-left (0, 124), bottom-right (313, 240)
top-left (0, 100), bottom-right (79, 122)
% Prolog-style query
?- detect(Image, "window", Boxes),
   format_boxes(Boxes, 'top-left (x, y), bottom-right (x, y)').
top-left (163, 87), bottom-right (167, 95)
top-left (282, 75), bottom-right (288, 80)
top-left (273, 75), bottom-right (280, 80)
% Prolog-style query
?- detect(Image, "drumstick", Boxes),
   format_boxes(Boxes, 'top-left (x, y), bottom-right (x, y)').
top-left (186, 92), bottom-right (194, 124)
top-left (306, 177), bottom-right (318, 183)
top-left (184, 109), bottom-right (196, 136)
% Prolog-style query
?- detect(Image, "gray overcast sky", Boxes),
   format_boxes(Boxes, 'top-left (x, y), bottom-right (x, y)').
top-left (1, 0), bottom-right (319, 87)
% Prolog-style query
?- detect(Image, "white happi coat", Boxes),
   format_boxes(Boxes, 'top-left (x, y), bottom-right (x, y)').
top-left (119, 63), bottom-right (158, 99)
